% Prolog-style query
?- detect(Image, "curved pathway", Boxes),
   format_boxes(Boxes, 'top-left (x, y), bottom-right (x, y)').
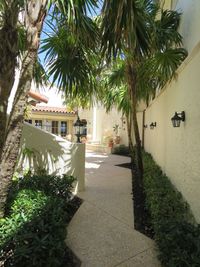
top-left (66, 151), bottom-right (161, 267)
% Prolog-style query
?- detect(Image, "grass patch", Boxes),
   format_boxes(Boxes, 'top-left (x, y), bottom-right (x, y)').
top-left (0, 173), bottom-right (81, 267)
top-left (143, 151), bottom-right (200, 267)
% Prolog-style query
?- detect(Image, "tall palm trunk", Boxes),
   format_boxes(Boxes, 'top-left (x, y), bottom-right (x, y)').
top-left (126, 63), bottom-right (143, 177)
top-left (126, 62), bottom-right (145, 231)
top-left (0, 2), bottom-right (19, 156)
top-left (0, 0), bottom-right (47, 217)
top-left (126, 112), bottom-right (134, 152)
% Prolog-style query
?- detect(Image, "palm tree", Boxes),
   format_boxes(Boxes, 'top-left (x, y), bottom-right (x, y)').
top-left (0, 0), bottom-right (98, 217)
top-left (100, 59), bottom-right (134, 151)
top-left (101, 1), bottom-right (187, 229)
top-left (101, 0), bottom-right (187, 176)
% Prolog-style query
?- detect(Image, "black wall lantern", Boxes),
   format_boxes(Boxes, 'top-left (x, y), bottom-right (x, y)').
top-left (74, 116), bottom-right (84, 143)
top-left (150, 122), bottom-right (156, 129)
top-left (171, 111), bottom-right (185, 128)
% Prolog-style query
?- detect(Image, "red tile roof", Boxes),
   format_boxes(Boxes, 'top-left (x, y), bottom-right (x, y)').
top-left (28, 90), bottom-right (48, 104)
top-left (32, 106), bottom-right (76, 114)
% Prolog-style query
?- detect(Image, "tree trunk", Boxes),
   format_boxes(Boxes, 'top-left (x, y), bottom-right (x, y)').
top-left (126, 113), bottom-right (134, 152)
top-left (0, 1), bottom-right (19, 156)
top-left (126, 62), bottom-right (145, 232)
top-left (0, 0), bottom-right (48, 218)
top-left (126, 63), bottom-right (143, 177)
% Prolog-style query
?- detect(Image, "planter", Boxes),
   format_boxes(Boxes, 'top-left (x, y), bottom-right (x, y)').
top-left (114, 136), bottom-right (121, 144)
top-left (108, 139), bottom-right (114, 147)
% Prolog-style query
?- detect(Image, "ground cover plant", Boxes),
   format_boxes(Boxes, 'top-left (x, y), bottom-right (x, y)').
top-left (112, 145), bottom-right (130, 156)
top-left (142, 152), bottom-right (200, 267)
top-left (0, 173), bottom-right (82, 267)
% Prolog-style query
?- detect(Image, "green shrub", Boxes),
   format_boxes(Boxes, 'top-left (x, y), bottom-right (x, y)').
top-left (143, 152), bottom-right (200, 267)
top-left (0, 173), bottom-right (77, 267)
top-left (112, 145), bottom-right (130, 156)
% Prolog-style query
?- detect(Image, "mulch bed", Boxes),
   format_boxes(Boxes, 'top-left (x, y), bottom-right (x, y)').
top-left (131, 162), bottom-right (154, 239)
top-left (115, 159), bottom-right (154, 239)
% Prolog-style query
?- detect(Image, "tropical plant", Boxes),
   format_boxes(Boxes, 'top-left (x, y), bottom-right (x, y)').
top-left (100, 0), bottom-right (187, 229)
top-left (101, 0), bottom-right (187, 176)
top-left (0, 0), bottom-right (99, 217)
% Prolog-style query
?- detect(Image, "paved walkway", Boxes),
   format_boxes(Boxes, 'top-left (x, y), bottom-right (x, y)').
top-left (66, 151), bottom-right (161, 267)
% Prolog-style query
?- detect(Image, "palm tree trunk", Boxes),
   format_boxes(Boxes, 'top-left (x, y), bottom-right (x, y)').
top-left (0, 2), bottom-right (19, 157)
top-left (0, 0), bottom-right (47, 217)
top-left (126, 113), bottom-right (134, 152)
top-left (126, 62), bottom-right (145, 231)
top-left (126, 63), bottom-right (143, 177)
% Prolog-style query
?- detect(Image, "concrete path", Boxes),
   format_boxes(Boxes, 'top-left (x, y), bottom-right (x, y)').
top-left (66, 151), bottom-right (161, 267)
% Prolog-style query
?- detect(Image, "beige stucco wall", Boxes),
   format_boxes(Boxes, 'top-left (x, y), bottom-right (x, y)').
top-left (79, 106), bottom-right (129, 146)
top-left (144, 43), bottom-right (200, 222)
top-left (19, 123), bottom-right (85, 192)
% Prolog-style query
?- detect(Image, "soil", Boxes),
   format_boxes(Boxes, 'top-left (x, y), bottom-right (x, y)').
top-left (115, 158), bottom-right (154, 239)
top-left (131, 161), bottom-right (154, 239)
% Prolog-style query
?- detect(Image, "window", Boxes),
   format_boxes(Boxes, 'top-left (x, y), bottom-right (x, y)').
top-left (52, 121), bottom-right (58, 134)
top-left (61, 121), bottom-right (67, 137)
top-left (35, 120), bottom-right (42, 129)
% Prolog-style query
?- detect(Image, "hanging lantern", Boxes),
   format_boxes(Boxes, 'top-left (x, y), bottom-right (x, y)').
top-left (171, 111), bottom-right (185, 128)
top-left (73, 116), bottom-right (84, 143)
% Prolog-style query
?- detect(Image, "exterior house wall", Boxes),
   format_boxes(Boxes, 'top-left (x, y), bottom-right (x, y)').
top-left (28, 111), bottom-right (76, 141)
top-left (79, 106), bottom-right (129, 146)
top-left (144, 42), bottom-right (200, 222)
top-left (19, 123), bottom-right (85, 192)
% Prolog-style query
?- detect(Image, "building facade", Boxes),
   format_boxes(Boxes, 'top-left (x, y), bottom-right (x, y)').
top-left (138, 0), bottom-right (200, 222)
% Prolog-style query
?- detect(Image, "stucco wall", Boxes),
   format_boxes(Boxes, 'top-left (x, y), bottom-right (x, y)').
top-left (144, 43), bottom-right (200, 222)
top-left (80, 106), bottom-right (129, 146)
top-left (18, 123), bottom-right (85, 192)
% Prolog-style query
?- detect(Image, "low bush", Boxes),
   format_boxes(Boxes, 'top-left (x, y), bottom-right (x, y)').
top-left (0, 173), bottom-right (80, 267)
top-left (143, 152), bottom-right (200, 267)
top-left (112, 145), bottom-right (130, 156)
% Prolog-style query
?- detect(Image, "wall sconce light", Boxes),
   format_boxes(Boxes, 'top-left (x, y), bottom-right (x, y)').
top-left (150, 122), bottom-right (156, 129)
top-left (171, 111), bottom-right (185, 128)
top-left (144, 124), bottom-right (148, 129)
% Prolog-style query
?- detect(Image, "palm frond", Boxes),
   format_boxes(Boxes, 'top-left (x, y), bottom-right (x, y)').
top-left (101, 0), bottom-right (151, 60)
top-left (40, 25), bottom-right (96, 97)
top-left (154, 9), bottom-right (183, 50)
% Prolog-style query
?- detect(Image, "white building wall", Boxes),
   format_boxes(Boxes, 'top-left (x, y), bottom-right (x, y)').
top-left (144, 42), bottom-right (200, 222)
top-left (18, 123), bottom-right (85, 192)
top-left (80, 106), bottom-right (129, 146)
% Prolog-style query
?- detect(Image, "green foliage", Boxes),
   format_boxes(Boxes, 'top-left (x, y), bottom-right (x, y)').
top-left (0, 173), bottom-right (77, 267)
top-left (112, 145), bottom-right (130, 156)
top-left (143, 152), bottom-right (200, 267)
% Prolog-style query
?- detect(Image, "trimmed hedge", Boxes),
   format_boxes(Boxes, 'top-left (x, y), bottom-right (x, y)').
top-left (143, 152), bottom-right (200, 267)
top-left (0, 173), bottom-right (79, 267)
top-left (112, 145), bottom-right (130, 156)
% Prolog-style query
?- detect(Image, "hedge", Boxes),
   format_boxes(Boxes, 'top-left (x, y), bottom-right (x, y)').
top-left (143, 152), bottom-right (200, 267)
